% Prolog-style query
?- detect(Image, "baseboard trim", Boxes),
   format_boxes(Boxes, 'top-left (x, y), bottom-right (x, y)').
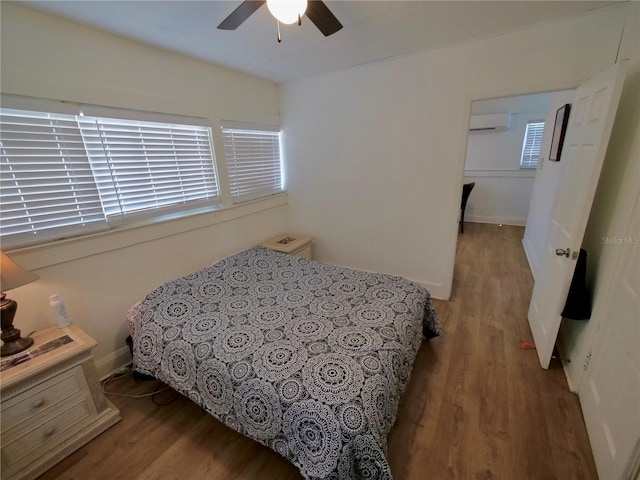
top-left (465, 215), bottom-right (526, 226)
top-left (410, 280), bottom-right (449, 301)
top-left (558, 344), bottom-right (577, 393)
top-left (94, 344), bottom-right (131, 379)
top-left (522, 235), bottom-right (539, 281)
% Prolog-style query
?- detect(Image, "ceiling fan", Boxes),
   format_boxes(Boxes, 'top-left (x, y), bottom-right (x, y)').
top-left (218, 0), bottom-right (343, 41)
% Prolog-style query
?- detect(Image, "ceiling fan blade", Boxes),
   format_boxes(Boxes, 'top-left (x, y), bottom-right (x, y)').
top-left (306, 1), bottom-right (343, 37)
top-left (218, 1), bottom-right (265, 30)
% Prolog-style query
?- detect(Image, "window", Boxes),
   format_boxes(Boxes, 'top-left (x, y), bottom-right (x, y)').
top-left (78, 117), bottom-right (219, 221)
top-left (1, 107), bottom-right (219, 248)
top-left (222, 122), bottom-right (284, 204)
top-left (520, 121), bottom-right (545, 169)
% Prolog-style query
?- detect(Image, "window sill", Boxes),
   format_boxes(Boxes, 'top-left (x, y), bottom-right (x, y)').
top-left (9, 193), bottom-right (288, 271)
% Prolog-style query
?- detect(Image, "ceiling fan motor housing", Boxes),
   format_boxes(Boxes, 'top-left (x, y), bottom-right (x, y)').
top-left (266, 0), bottom-right (307, 25)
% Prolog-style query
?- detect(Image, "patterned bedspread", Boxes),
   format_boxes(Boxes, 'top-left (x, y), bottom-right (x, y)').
top-left (127, 246), bottom-right (440, 480)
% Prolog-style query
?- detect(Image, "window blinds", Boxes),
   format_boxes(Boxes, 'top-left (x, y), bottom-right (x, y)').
top-left (0, 109), bottom-right (108, 246)
top-left (222, 123), bottom-right (283, 204)
top-left (520, 121), bottom-right (545, 168)
top-left (78, 117), bottom-right (219, 221)
top-left (1, 107), bottom-right (219, 248)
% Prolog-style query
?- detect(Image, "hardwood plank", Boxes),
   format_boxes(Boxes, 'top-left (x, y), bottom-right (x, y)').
top-left (36, 223), bottom-right (598, 480)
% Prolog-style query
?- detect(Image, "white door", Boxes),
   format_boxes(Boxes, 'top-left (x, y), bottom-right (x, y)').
top-left (579, 190), bottom-right (640, 480)
top-left (527, 62), bottom-right (626, 369)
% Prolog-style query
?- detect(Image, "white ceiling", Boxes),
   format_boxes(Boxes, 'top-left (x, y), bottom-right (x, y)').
top-left (19, 1), bottom-right (619, 84)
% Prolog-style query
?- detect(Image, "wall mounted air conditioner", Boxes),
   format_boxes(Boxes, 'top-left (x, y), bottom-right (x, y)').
top-left (469, 113), bottom-right (512, 133)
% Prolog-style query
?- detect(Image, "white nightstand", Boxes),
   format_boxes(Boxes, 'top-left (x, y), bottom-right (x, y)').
top-left (0, 324), bottom-right (121, 480)
top-left (262, 233), bottom-right (314, 259)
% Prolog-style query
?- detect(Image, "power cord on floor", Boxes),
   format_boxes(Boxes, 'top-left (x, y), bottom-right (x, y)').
top-left (150, 388), bottom-right (180, 406)
top-left (101, 366), bottom-right (179, 405)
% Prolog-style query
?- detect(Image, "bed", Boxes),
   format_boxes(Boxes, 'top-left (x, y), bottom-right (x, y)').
top-left (127, 246), bottom-right (440, 480)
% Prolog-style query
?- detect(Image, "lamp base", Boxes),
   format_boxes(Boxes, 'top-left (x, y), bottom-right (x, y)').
top-left (1, 294), bottom-right (34, 357)
top-left (1, 334), bottom-right (34, 357)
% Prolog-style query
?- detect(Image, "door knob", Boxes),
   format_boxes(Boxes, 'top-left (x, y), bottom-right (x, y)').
top-left (555, 248), bottom-right (571, 257)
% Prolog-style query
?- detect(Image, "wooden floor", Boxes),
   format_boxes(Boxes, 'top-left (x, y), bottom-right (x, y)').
top-left (39, 223), bottom-right (598, 480)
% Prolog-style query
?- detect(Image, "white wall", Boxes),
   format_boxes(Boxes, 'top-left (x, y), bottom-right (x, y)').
top-left (463, 94), bottom-right (548, 226)
top-left (0, 4), bottom-right (287, 376)
top-left (461, 172), bottom-right (535, 226)
top-left (281, 4), bottom-right (629, 300)
top-left (523, 89), bottom-right (577, 278)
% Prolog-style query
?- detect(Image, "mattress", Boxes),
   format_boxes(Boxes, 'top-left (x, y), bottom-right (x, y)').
top-left (127, 246), bottom-right (440, 479)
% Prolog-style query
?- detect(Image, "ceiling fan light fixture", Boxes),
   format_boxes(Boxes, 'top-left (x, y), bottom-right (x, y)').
top-left (266, 0), bottom-right (307, 25)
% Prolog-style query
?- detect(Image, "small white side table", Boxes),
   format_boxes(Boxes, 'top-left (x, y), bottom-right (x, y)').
top-left (262, 233), bottom-right (314, 259)
top-left (0, 324), bottom-right (121, 480)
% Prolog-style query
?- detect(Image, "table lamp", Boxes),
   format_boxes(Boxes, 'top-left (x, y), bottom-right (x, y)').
top-left (1, 250), bottom-right (39, 356)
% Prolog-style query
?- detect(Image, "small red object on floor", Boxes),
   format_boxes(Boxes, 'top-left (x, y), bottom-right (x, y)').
top-left (520, 342), bottom-right (536, 350)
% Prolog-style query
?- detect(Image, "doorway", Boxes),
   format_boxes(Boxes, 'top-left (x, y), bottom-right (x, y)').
top-left (462, 92), bottom-right (551, 229)
top-left (458, 89), bottom-right (577, 282)
top-left (455, 63), bottom-right (635, 479)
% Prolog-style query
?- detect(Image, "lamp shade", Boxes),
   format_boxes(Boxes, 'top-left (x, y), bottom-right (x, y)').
top-left (0, 250), bottom-right (39, 292)
top-left (266, 0), bottom-right (307, 24)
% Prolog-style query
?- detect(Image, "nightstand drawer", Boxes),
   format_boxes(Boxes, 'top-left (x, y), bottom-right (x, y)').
top-left (1, 397), bottom-right (93, 475)
top-left (1, 366), bottom-right (85, 432)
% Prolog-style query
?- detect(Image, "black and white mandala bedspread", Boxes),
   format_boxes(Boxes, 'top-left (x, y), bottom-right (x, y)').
top-left (127, 246), bottom-right (440, 480)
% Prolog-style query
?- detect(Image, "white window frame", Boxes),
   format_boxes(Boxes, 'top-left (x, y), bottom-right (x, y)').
top-left (221, 121), bottom-right (284, 204)
top-left (520, 121), bottom-right (545, 169)
top-left (1, 98), bottom-right (221, 248)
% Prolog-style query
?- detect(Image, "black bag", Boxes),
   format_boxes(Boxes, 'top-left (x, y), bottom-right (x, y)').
top-left (561, 248), bottom-right (592, 320)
